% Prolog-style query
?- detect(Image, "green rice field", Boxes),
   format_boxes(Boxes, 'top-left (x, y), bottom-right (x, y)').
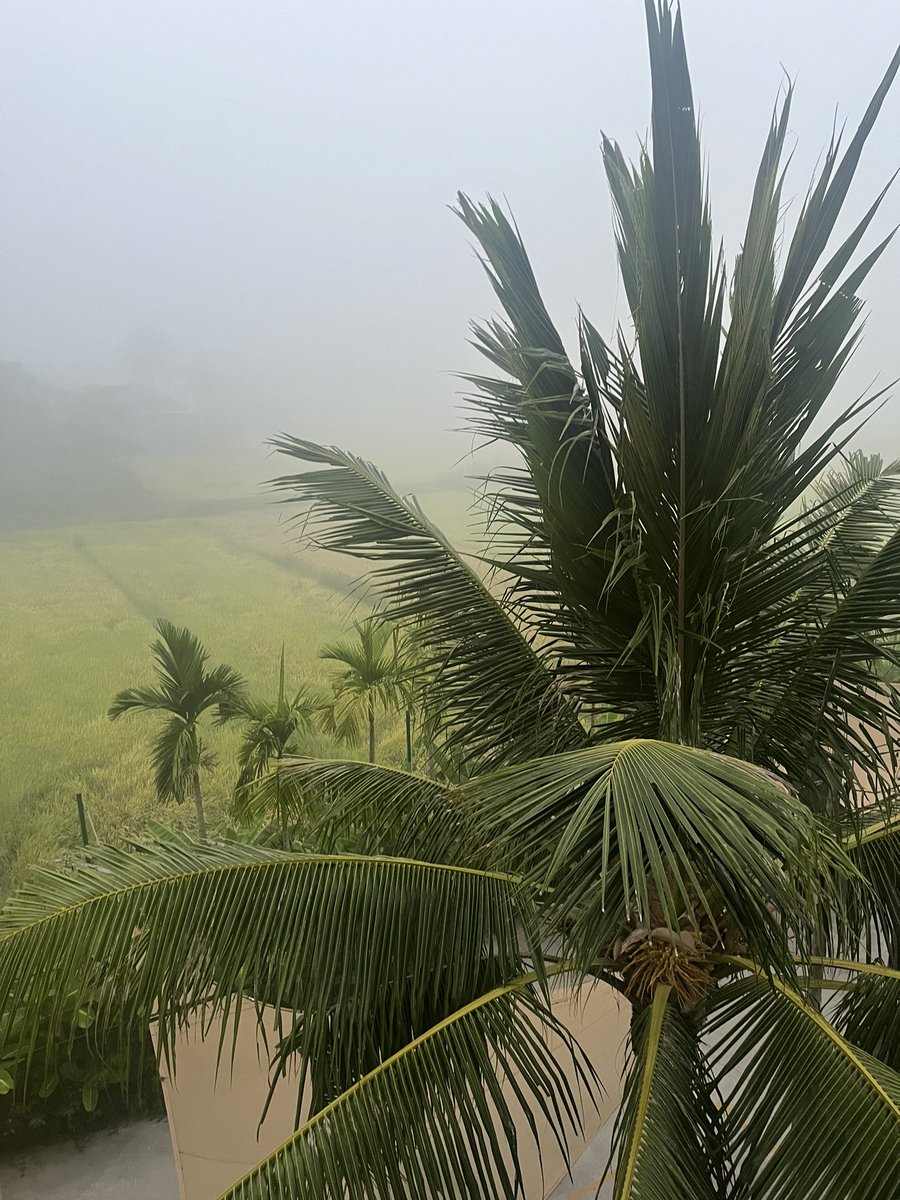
top-left (0, 458), bottom-right (469, 893)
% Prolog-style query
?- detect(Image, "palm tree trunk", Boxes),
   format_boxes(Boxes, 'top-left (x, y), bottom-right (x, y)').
top-left (405, 709), bottom-right (413, 769)
top-left (368, 699), bottom-right (376, 764)
top-left (191, 770), bottom-right (207, 842)
top-left (276, 766), bottom-right (290, 851)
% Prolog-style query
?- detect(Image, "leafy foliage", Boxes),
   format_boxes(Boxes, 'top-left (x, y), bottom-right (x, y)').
top-left (219, 647), bottom-right (322, 839)
top-left (224, 971), bottom-right (593, 1200)
top-left (0, 1027), bottom-right (162, 1154)
top-left (835, 961), bottom-right (900, 1071)
top-left (250, 757), bottom-right (483, 865)
top-left (268, 439), bottom-right (586, 769)
top-left (0, 838), bottom-right (533, 1111)
top-left (318, 617), bottom-right (409, 762)
top-left (472, 740), bottom-right (849, 977)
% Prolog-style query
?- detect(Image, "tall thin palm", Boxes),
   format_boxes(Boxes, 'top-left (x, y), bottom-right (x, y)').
top-left (319, 618), bottom-right (406, 763)
top-left (109, 619), bottom-right (244, 840)
top-left (5, 7), bottom-right (900, 1198)
top-left (220, 647), bottom-right (322, 844)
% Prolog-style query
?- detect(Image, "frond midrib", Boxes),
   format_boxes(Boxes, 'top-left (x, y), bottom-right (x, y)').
top-left (728, 959), bottom-right (900, 1121)
top-left (617, 983), bottom-right (672, 1199)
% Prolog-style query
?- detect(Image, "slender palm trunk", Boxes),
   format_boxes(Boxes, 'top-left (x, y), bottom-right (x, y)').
top-left (275, 763), bottom-right (290, 850)
top-left (368, 699), bottom-right (376, 764)
top-left (191, 770), bottom-right (207, 842)
top-left (405, 709), bottom-right (413, 769)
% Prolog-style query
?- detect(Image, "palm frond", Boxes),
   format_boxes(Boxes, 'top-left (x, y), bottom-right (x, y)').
top-left (471, 740), bottom-right (849, 976)
top-left (144, 619), bottom-right (244, 715)
top-left (150, 716), bottom-right (199, 804)
top-left (833, 960), bottom-right (900, 1071)
top-left (0, 840), bottom-right (532, 1110)
top-left (754, 529), bottom-right (900, 775)
top-left (838, 800), bottom-right (900, 959)
top-left (250, 758), bottom-right (481, 865)
top-left (222, 970), bottom-right (595, 1200)
top-left (268, 437), bottom-right (585, 768)
top-left (317, 695), bottom-right (364, 747)
top-left (811, 453), bottom-right (900, 568)
top-left (108, 683), bottom-right (175, 719)
top-left (707, 969), bottom-right (900, 1198)
top-left (610, 985), bottom-right (729, 1199)
top-left (455, 196), bottom-right (652, 731)
top-left (150, 618), bottom-right (211, 697)
top-left (772, 42), bottom-right (900, 333)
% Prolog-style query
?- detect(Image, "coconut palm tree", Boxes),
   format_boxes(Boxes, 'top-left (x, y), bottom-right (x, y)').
top-left (108, 619), bottom-right (244, 840)
top-left (219, 647), bottom-right (322, 844)
top-left (4, 6), bottom-right (900, 1197)
top-left (319, 617), bottom-right (408, 763)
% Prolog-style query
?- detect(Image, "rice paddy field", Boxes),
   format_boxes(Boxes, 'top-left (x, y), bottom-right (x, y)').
top-left (0, 450), bottom-right (469, 893)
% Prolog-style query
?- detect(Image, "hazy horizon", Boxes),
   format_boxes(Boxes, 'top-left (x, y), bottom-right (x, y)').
top-left (3, 0), bottom-right (900, 474)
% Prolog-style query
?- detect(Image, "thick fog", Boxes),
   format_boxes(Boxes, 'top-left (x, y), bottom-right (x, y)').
top-left (2, 0), bottom-right (900, 521)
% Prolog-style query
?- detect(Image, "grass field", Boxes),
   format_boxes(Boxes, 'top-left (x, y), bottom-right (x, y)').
top-left (0, 453), bottom-right (470, 893)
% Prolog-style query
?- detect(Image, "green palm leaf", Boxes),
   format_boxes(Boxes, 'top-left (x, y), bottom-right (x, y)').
top-left (0, 839), bottom-right (531, 1110)
top-left (610, 985), bottom-right (729, 1200)
top-left (471, 739), bottom-right (848, 976)
top-left (253, 758), bottom-right (481, 865)
top-left (109, 619), bottom-right (245, 720)
top-left (844, 802), bottom-right (900, 958)
top-left (834, 960), bottom-right (900, 1071)
top-left (149, 715), bottom-right (200, 805)
top-left (750, 527), bottom-right (900, 797)
top-left (109, 619), bottom-right (245, 836)
top-left (222, 970), bottom-right (595, 1200)
top-left (267, 438), bottom-right (585, 768)
top-left (811, 453), bottom-right (900, 574)
top-left (707, 969), bottom-right (900, 1199)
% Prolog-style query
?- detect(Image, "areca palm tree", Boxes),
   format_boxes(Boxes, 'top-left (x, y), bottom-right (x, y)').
top-left (219, 647), bottom-right (322, 844)
top-left (4, 5), bottom-right (900, 1196)
top-left (109, 619), bottom-right (244, 841)
top-left (319, 617), bottom-right (409, 763)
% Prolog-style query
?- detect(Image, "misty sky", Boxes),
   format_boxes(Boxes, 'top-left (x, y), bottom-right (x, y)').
top-left (3, 0), bottom-right (900, 463)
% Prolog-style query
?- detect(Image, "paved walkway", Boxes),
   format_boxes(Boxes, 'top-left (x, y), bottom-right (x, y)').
top-left (0, 1120), bottom-right (179, 1200)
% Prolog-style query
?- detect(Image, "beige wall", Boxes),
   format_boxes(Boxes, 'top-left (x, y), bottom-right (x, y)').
top-left (158, 983), bottom-right (628, 1200)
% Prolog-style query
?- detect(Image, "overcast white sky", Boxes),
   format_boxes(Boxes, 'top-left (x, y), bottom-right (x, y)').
top-left (2, 0), bottom-right (899, 463)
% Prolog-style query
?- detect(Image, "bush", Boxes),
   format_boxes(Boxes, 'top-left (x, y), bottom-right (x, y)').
top-left (0, 1003), bottom-right (164, 1153)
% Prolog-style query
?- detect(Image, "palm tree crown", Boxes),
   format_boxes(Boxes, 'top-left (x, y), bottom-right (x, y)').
top-left (319, 617), bottom-right (409, 763)
top-left (109, 619), bottom-right (244, 839)
top-left (219, 647), bottom-right (322, 842)
top-left (3, 5), bottom-right (900, 1198)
